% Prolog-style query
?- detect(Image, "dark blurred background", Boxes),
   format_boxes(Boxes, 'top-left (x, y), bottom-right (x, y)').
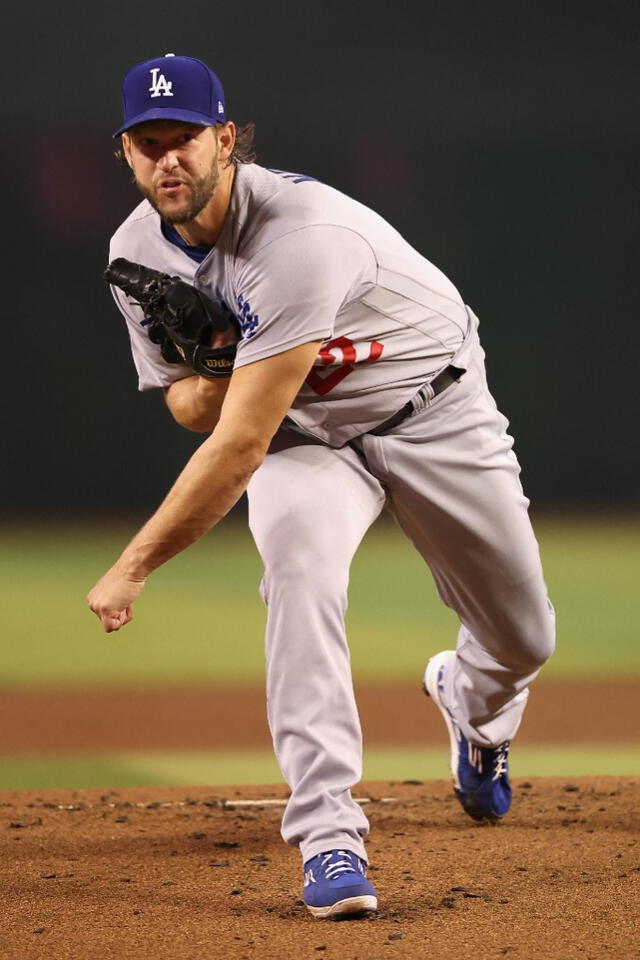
top-left (4, 0), bottom-right (638, 515)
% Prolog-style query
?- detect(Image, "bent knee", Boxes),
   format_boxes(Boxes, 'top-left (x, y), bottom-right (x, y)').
top-left (508, 596), bottom-right (556, 671)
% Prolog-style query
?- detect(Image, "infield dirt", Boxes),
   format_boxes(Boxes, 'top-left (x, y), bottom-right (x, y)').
top-left (2, 680), bottom-right (638, 752)
top-left (2, 777), bottom-right (639, 960)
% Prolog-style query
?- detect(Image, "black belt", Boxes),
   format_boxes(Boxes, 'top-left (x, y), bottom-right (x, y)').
top-left (368, 365), bottom-right (464, 436)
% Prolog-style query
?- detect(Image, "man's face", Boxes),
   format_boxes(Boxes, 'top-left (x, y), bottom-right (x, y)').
top-left (123, 121), bottom-right (221, 225)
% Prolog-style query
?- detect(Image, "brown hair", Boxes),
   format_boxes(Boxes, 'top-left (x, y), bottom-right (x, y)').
top-left (229, 123), bottom-right (257, 165)
top-left (113, 122), bottom-right (257, 167)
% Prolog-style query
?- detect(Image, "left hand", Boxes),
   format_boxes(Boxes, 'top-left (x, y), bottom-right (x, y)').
top-left (87, 564), bottom-right (147, 633)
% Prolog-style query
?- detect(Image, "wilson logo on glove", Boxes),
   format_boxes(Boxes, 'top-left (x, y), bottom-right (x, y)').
top-left (203, 356), bottom-right (233, 369)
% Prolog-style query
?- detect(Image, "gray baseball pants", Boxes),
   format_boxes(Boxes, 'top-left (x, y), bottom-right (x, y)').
top-left (247, 336), bottom-right (555, 864)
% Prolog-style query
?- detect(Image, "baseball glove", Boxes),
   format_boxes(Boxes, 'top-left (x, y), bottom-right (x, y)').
top-left (104, 258), bottom-right (239, 378)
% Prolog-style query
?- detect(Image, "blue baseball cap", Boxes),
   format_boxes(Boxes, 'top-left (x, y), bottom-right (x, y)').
top-left (113, 53), bottom-right (226, 138)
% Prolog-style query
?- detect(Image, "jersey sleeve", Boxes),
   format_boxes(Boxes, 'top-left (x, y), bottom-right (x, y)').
top-left (109, 285), bottom-right (193, 392)
top-left (232, 225), bottom-right (376, 367)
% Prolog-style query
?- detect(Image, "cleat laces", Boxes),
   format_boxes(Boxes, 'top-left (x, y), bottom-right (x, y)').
top-left (491, 743), bottom-right (510, 782)
top-left (322, 851), bottom-right (360, 881)
top-left (467, 741), bottom-right (510, 781)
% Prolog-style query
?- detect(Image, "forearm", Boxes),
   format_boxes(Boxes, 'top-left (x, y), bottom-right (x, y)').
top-left (164, 375), bottom-right (230, 432)
top-left (117, 430), bottom-right (265, 578)
top-left (88, 341), bottom-right (321, 633)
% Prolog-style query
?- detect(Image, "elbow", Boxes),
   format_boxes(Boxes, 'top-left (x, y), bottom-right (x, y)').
top-left (164, 380), bottom-right (223, 434)
top-left (234, 436), bottom-right (269, 475)
top-left (171, 408), bottom-right (219, 434)
top-left (212, 432), bottom-right (268, 478)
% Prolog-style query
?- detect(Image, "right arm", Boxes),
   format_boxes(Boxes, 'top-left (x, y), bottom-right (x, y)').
top-left (164, 375), bottom-right (230, 433)
top-left (87, 339), bottom-right (321, 631)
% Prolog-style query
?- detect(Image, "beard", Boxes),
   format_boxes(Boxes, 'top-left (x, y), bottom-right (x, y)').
top-left (136, 159), bottom-right (221, 225)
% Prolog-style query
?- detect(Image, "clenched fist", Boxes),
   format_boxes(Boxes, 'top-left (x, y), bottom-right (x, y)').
top-left (87, 564), bottom-right (147, 633)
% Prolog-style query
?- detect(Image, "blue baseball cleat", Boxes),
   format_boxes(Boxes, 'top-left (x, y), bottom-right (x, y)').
top-left (424, 650), bottom-right (512, 822)
top-left (302, 849), bottom-right (378, 919)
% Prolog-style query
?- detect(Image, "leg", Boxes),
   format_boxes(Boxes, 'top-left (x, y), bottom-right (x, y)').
top-left (247, 440), bottom-right (385, 862)
top-left (357, 341), bottom-right (555, 748)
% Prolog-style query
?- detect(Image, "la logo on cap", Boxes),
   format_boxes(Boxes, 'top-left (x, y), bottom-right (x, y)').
top-left (149, 54), bottom-right (175, 98)
top-left (149, 67), bottom-right (174, 98)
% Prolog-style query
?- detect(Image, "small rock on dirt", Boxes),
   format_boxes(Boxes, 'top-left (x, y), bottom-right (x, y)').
top-left (9, 818), bottom-right (42, 829)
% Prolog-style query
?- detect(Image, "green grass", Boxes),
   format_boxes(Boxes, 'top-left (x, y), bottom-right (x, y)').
top-left (0, 514), bottom-right (637, 687)
top-left (2, 745), bottom-right (638, 791)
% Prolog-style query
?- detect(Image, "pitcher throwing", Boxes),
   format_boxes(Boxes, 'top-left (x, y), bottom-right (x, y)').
top-left (88, 53), bottom-right (555, 919)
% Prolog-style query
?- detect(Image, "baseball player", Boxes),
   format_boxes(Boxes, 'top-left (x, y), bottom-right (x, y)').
top-left (88, 54), bottom-right (555, 919)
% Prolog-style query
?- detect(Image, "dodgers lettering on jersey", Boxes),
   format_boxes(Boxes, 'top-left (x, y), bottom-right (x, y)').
top-left (109, 164), bottom-right (476, 446)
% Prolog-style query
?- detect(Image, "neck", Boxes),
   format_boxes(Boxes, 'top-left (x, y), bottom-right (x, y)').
top-left (175, 163), bottom-right (236, 247)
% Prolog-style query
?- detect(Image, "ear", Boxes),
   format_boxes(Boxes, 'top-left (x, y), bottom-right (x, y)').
top-left (216, 122), bottom-right (236, 164)
top-left (121, 132), bottom-right (134, 169)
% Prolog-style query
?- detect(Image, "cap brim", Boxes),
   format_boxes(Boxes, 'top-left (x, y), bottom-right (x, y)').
top-left (112, 107), bottom-right (223, 138)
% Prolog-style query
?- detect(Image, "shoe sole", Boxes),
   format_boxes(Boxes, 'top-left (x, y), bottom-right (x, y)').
top-left (423, 650), bottom-right (461, 790)
top-left (305, 895), bottom-right (378, 919)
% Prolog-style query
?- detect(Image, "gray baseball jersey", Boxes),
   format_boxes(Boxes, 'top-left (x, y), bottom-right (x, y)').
top-left (109, 163), bottom-right (475, 444)
top-left (109, 160), bottom-right (554, 865)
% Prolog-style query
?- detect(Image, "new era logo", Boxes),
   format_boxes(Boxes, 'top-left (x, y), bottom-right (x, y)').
top-left (149, 67), bottom-right (174, 98)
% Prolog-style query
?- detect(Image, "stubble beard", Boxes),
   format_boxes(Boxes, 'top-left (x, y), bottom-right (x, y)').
top-left (136, 159), bottom-right (221, 225)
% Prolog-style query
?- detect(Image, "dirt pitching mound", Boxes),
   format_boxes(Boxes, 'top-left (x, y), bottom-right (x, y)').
top-left (1, 777), bottom-right (638, 960)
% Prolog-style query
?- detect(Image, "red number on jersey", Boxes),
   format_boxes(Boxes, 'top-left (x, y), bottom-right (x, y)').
top-left (305, 337), bottom-right (384, 396)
